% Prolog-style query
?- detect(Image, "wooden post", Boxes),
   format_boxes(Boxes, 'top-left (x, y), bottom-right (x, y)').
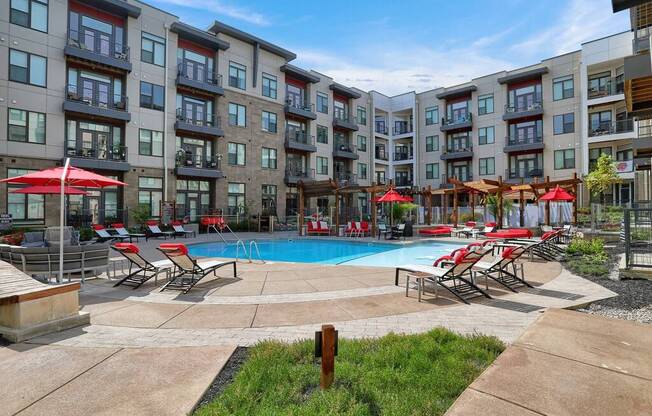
top-left (443, 193), bottom-right (448, 224)
top-left (320, 324), bottom-right (336, 390)
top-left (371, 185), bottom-right (377, 236)
top-left (572, 173), bottom-right (578, 225)
top-left (334, 191), bottom-right (340, 234)
top-left (298, 185), bottom-right (305, 235)
top-left (453, 187), bottom-right (458, 227)
top-left (544, 176), bottom-right (550, 226)
top-left (471, 191), bottom-right (475, 222)
top-left (519, 190), bottom-right (525, 227)
top-left (497, 176), bottom-right (503, 229)
top-left (426, 186), bottom-right (432, 225)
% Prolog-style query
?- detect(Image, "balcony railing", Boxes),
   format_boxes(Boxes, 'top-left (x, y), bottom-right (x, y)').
top-left (375, 148), bottom-right (388, 160)
top-left (285, 131), bottom-right (316, 146)
top-left (441, 113), bottom-right (472, 127)
top-left (443, 143), bottom-right (473, 154)
top-left (393, 124), bottom-right (413, 135)
top-left (633, 35), bottom-right (650, 54)
top-left (175, 153), bottom-right (221, 169)
top-left (505, 135), bottom-right (543, 147)
top-left (285, 97), bottom-right (314, 113)
top-left (334, 141), bottom-right (357, 153)
top-left (588, 119), bottom-right (634, 137)
top-left (375, 121), bottom-right (388, 135)
top-left (335, 172), bottom-right (358, 185)
top-left (394, 177), bottom-right (413, 187)
top-left (67, 144), bottom-right (128, 162)
top-left (587, 77), bottom-right (624, 99)
top-left (440, 173), bottom-right (473, 185)
top-left (393, 151), bottom-right (413, 161)
top-left (66, 29), bottom-right (130, 62)
top-left (505, 100), bottom-right (543, 114)
top-left (334, 112), bottom-right (356, 123)
top-left (285, 166), bottom-right (315, 180)
top-left (175, 109), bottom-right (219, 128)
top-left (65, 84), bottom-right (128, 112)
top-left (177, 63), bottom-right (222, 87)
top-left (375, 175), bottom-right (387, 185)
top-left (505, 167), bottom-right (543, 181)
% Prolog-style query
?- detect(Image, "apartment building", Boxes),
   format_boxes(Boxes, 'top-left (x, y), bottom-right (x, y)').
top-left (0, 0), bottom-right (648, 228)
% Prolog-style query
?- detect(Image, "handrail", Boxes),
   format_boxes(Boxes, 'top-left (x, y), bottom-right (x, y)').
top-left (248, 241), bottom-right (265, 264)
top-left (235, 240), bottom-right (247, 262)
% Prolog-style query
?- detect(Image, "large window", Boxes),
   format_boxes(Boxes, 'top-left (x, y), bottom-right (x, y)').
top-left (227, 183), bottom-right (245, 215)
top-left (425, 106), bottom-right (438, 125)
top-left (7, 168), bottom-right (44, 222)
top-left (138, 177), bottom-right (162, 217)
top-left (261, 185), bottom-right (277, 215)
top-left (426, 163), bottom-right (439, 180)
top-left (228, 142), bottom-right (246, 166)
top-left (316, 156), bottom-right (328, 175)
top-left (357, 135), bottom-right (367, 152)
top-left (317, 92), bottom-right (328, 113)
top-left (140, 81), bottom-right (165, 111)
top-left (589, 147), bottom-right (612, 171)
top-left (10, 0), bottom-right (48, 32)
top-left (357, 106), bottom-right (367, 125)
top-left (553, 113), bottom-right (575, 134)
top-left (358, 163), bottom-right (367, 180)
top-left (228, 62), bottom-right (246, 90)
top-left (262, 73), bottom-right (277, 99)
top-left (141, 32), bottom-right (165, 66)
top-left (554, 149), bottom-right (575, 169)
top-left (317, 125), bottom-right (328, 144)
top-left (138, 129), bottom-right (163, 156)
top-left (478, 126), bottom-right (495, 145)
top-left (426, 135), bottom-right (439, 152)
top-left (262, 111), bottom-right (277, 133)
top-left (479, 157), bottom-right (495, 175)
top-left (8, 108), bottom-right (45, 144)
top-left (553, 75), bottom-right (574, 100)
top-left (478, 94), bottom-right (494, 115)
top-left (261, 147), bottom-right (277, 169)
top-left (9, 49), bottom-right (46, 87)
top-left (176, 179), bottom-right (211, 221)
top-left (228, 103), bottom-right (246, 126)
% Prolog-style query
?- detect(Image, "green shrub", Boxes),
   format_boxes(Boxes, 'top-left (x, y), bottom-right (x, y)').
top-left (459, 212), bottom-right (483, 223)
top-left (566, 254), bottom-right (609, 276)
top-left (631, 228), bottom-right (652, 241)
top-left (567, 237), bottom-right (605, 256)
top-left (79, 226), bottom-right (94, 241)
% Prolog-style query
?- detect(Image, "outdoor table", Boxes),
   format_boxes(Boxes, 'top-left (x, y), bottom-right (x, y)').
top-left (405, 271), bottom-right (434, 302)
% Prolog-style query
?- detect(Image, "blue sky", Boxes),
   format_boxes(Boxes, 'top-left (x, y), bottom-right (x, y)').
top-left (148, 0), bottom-right (630, 95)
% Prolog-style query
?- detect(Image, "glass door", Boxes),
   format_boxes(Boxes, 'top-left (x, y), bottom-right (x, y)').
top-left (187, 194), bottom-right (199, 222)
top-left (182, 97), bottom-right (209, 125)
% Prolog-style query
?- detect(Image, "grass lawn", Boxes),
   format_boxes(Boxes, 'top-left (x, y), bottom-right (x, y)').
top-left (195, 328), bottom-right (504, 416)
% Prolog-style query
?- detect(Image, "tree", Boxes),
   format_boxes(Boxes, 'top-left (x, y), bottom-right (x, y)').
top-left (485, 194), bottom-right (514, 226)
top-left (584, 154), bottom-right (621, 203)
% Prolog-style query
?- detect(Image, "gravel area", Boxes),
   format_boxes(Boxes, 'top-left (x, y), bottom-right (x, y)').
top-left (194, 347), bottom-right (249, 411)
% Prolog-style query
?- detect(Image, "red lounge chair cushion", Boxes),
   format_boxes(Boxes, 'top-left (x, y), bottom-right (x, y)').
top-left (361, 221), bottom-right (369, 231)
top-left (485, 229), bottom-right (532, 239)
top-left (465, 221), bottom-right (477, 227)
top-left (114, 242), bottom-right (139, 254)
top-left (159, 243), bottom-right (188, 256)
top-left (466, 242), bottom-right (483, 249)
top-left (171, 220), bottom-right (184, 226)
top-left (541, 231), bottom-right (557, 240)
top-left (484, 222), bottom-right (496, 227)
top-left (453, 249), bottom-right (468, 265)
top-left (146, 220), bottom-right (159, 226)
top-left (111, 223), bottom-right (124, 228)
top-left (419, 227), bottom-right (452, 235)
top-left (482, 239), bottom-right (498, 246)
top-left (91, 224), bottom-right (104, 230)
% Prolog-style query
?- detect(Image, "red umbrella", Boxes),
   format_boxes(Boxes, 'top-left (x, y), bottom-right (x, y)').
top-left (0, 166), bottom-right (126, 187)
top-left (377, 189), bottom-right (406, 202)
top-left (539, 185), bottom-right (575, 201)
top-left (10, 185), bottom-right (88, 195)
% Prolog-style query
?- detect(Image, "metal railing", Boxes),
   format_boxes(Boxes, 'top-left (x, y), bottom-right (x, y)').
top-left (66, 29), bottom-right (130, 62)
top-left (67, 208), bottom-right (128, 229)
top-left (376, 175), bottom-right (387, 185)
top-left (505, 167), bottom-right (543, 180)
top-left (394, 177), bottom-right (413, 187)
top-left (588, 119), bottom-right (634, 137)
top-left (176, 108), bottom-right (219, 128)
top-left (67, 144), bottom-right (128, 162)
top-left (440, 173), bottom-right (473, 187)
top-left (443, 143), bottom-right (473, 154)
top-left (393, 151), bottom-right (413, 161)
top-left (375, 148), bottom-right (388, 160)
top-left (375, 121), bottom-right (388, 135)
top-left (505, 135), bottom-right (543, 146)
top-left (334, 141), bottom-right (357, 154)
top-left (177, 62), bottom-right (222, 86)
top-left (175, 153), bottom-right (221, 169)
top-left (333, 112), bottom-right (356, 124)
top-left (504, 100), bottom-right (543, 114)
top-left (65, 84), bottom-right (128, 111)
top-left (587, 77), bottom-right (624, 99)
top-left (441, 113), bottom-right (472, 126)
top-left (393, 123), bottom-right (413, 135)
top-left (285, 166), bottom-right (315, 179)
top-left (624, 207), bottom-right (652, 268)
top-left (335, 172), bottom-right (358, 185)
top-left (638, 123), bottom-right (652, 138)
top-left (633, 35), bottom-right (650, 54)
top-left (285, 131), bottom-right (315, 146)
top-left (285, 97), bottom-right (314, 113)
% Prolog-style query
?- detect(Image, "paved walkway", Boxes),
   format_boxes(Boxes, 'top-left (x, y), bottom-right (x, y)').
top-left (446, 308), bottom-right (652, 416)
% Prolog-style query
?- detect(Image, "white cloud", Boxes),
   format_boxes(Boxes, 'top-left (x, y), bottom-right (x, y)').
top-left (153, 0), bottom-right (270, 26)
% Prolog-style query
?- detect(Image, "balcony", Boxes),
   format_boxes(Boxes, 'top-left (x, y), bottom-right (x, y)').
top-left (375, 175), bottom-right (387, 185)
top-left (284, 167), bottom-right (315, 185)
top-left (63, 85), bottom-right (130, 122)
top-left (176, 64), bottom-right (224, 96)
top-left (393, 123), bottom-right (413, 136)
top-left (174, 153), bottom-right (223, 179)
top-left (587, 77), bottom-right (624, 100)
top-left (375, 148), bottom-right (389, 161)
top-left (588, 119), bottom-right (635, 143)
top-left (333, 141), bottom-right (359, 160)
top-left (284, 98), bottom-right (317, 120)
top-left (375, 121), bottom-right (389, 135)
top-left (440, 113), bottom-right (472, 132)
top-left (66, 144), bottom-right (130, 172)
top-left (332, 113), bottom-right (359, 131)
top-left (633, 35), bottom-right (650, 55)
top-left (175, 109), bottom-right (223, 137)
top-left (335, 172), bottom-right (358, 186)
top-left (440, 144), bottom-right (473, 160)
top-left (64, 30), bottom-right (132, 73)
top-left (505, 167), bottom-right (544, 183)
top-left (504, 135), bottom-right (544, 153)
top-left (285, 131), bottom-right (317, 153)
top-left (439, 173), bottom-right (472, 188)
top-left (634, 124), bottom-right (652, 151)
top-left (393, 151), bottom-right (414, 162)
top-left (503, 101), bottom-right (543, 121)
top-left (394, 177), bottom-right (413, 187)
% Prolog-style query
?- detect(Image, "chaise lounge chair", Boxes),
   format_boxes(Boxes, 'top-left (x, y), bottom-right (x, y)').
top-left (111, 243), bottom-right (171, 288)
top-left (472, 245), bottom-right (533, 292)
top-left (145, 221), bottom-right (175, 240)
top-left (307, 220), bottom-right (330, 235)
top-left (111, 223), bottom-right (145, 242)
top-left (171, 221), bottom-right (196, 238)
top-left (157, 243), bottom-right (237, 293)
top-left (92, 224), bottom-right (129, 243)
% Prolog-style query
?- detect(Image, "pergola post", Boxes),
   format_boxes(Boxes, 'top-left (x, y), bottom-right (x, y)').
top-left (497, 176), bottom-right (504, 228)
top-left (470, 191), bottom-right (475, 222)
top-left (519, 190), bottom-right (525, 227)
top-left (443, 193), bottom-right (448, 224)
top-left (426, 186), bottom-right (432, 225)
top-left (334, 190), bottom-right (340, 233)
top-left (544, 176), bottom-right (550, 226)
top-left (298, 184), bottom-right (305, 235)
top-left (371, 185), bottom-right (377, 236)
top-left (453, 187), bottom-right (458, 227)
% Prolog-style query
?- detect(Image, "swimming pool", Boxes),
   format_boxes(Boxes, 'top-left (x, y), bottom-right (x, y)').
top-left (188, 240), bottom-right (464, 267)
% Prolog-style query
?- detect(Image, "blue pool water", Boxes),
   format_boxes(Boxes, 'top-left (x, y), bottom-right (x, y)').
top-left (188, 240), bottom-right (464, 267)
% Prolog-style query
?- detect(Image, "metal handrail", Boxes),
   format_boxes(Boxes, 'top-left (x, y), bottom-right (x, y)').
top-left (248, 241), bottom-right (265, 263)
top-left (235, 240), bottom-right (247, 262)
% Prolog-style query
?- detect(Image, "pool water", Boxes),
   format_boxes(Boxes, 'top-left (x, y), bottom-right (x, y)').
top-left (188, 240), bottom-right (463, 267)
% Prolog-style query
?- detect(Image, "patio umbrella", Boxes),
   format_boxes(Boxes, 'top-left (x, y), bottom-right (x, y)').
top-left (377, 189), bottom-right (410, 226)
top-left (1, 159), bottom-right (127, 282)
top-left (539, 185), bottom-right (575, 226)
top-left (10, 185), bottom-right (88, 195)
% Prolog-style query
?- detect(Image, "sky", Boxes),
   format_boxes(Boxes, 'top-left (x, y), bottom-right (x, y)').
top-left (146, 0), bottom-right (630, 95)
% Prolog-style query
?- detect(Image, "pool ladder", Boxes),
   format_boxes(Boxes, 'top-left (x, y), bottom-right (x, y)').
top-left (234, 240), bottom-right (265, 264)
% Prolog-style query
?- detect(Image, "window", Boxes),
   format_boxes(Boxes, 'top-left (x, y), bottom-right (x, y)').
top-left (317, 125), bottom-right (328, 144)
top-left (9, 49), bottom-right (46, 87)
top-left (357, 106), bottom-right (367, 125)
top-left (138, 177), bottom-right (163, 217)
top-left (140, 82), bottom-right (165, 111)
top-left (227, 183), bottom-right (245, 215)
top-left (261, 111), bottom-right (277, 133)
top-left (228, 103), bottom-right (246, 127)
top-left (357, 135), bottom-right (367, 152)
top-left (425, 106), bottom-right (438, 125)
top-left (553, 75), bottom-right (574, 100)
top-left (553, 113), bottom-right (575, 134)
top-left (554, 149), bottom-right (575, 169)
top-left (479, 157), bottom-right (495, 175)
top-left (141, 32), bottom-right (165, 66)
top-left (228, 142), bottom-right (246, 166)
top-left (478, 126), bottom-right (495, 145)
top-left (262, 73), bottom-right (277, 99)
top-left (478, 94), bottom-right (494, 115)
top-left (261, 185), bottom-right (277, 215)
top-left (358, 163), bottom-right (367, 180)
top-left (7, 168), bottom-right (44, 222)
top-left (589, 147), bottom-right (612, 171)
top-left (316, 156), bottom-right (328, 175)
top-left (425, 135), bottom-right (439, 152)
top-left (8, 108), bottom-right (45, 144)
top-left (317, 92), bottom-right (328, 113)
top-left (10, 0), bottom-right (48, 32)
top-left (426, 163), bottom-right (439, 180)
top-left (616, 149), bottom-right (633, 161)
top-left (228, 62), bottom-right (246, 90)
top-left (138, 129), bottom-right (163, 156)
top-left (261, 147), bottom-right (277, 169)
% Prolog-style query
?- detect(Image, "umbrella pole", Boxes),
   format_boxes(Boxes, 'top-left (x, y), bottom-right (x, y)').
top-left (58, 158), bottom-right (70, 284)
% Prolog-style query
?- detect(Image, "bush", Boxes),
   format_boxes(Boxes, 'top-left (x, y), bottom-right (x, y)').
top-left (631, 228), bottom-right (652, 241)
top-left (567, 237), bottom-right (605, 256)
top-left (459, 212), bottom-right (483, 223)
top-left (79, 226), bottom-right (94, 242)
top-left (566, 254), bottom-right (610, 276)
